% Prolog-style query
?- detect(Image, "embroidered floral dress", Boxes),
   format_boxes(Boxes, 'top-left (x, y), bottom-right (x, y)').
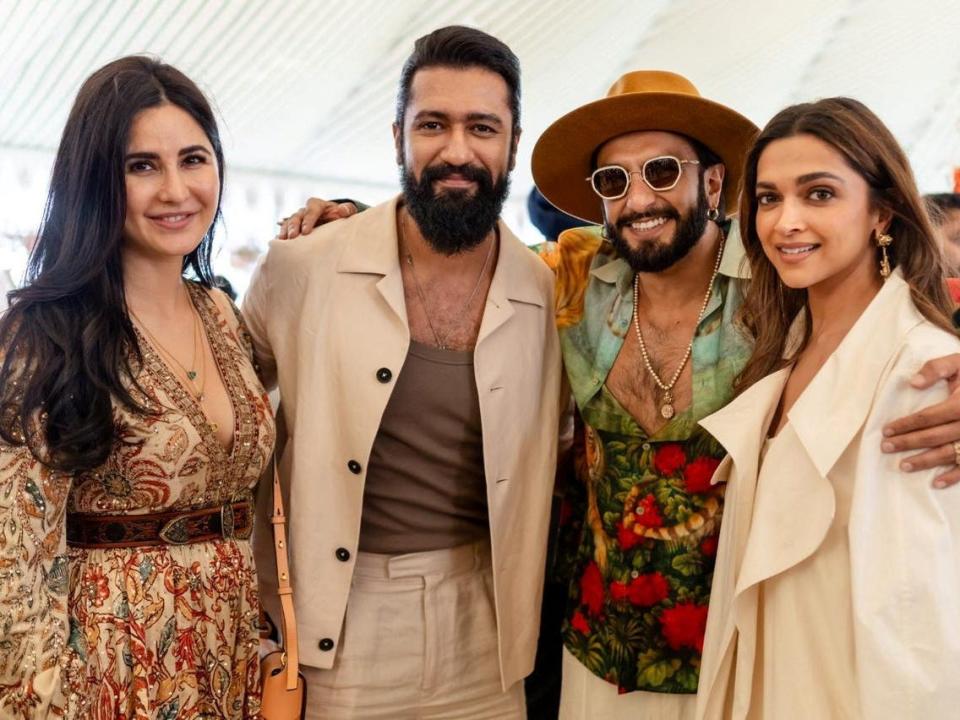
top-left (540, 226), bottom-right (752, 695)
top-left (0, 284), bottom-right (275, 719)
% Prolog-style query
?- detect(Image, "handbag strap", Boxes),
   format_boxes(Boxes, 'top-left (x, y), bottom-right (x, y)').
top-left (271, 460), bottom-right (300, 690)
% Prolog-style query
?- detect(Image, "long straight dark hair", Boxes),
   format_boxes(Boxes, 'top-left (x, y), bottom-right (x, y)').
top-left (0, 56), bottom-right (223, 472)
top-left (735, 97), bottom-right (953, 392)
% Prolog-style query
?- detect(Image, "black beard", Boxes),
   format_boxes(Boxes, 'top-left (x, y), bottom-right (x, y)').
top-left (604, 177), bottom-right (710, 273)
top-left (400, 162), bottom-right (510, 255)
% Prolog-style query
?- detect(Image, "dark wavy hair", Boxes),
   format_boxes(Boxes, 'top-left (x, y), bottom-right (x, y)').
top-left (396, 25), bottom-right (521, 139)
top-left (735, 97), bottom-right (953, 392)
top-left (0, 56), bottom-right (223, 472)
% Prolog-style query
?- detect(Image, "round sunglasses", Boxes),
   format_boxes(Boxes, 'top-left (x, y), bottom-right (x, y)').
top-left (587, 156), bottom-right (700, 199)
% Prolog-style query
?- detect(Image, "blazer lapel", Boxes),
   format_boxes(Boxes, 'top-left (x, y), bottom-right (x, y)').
top-left (789, 273), bottom-right (920, 478)
top-left (700, 368), bottom-right (789, 494)
top-left (336, 196), bottom-right (408, 326)
top-left (733, 275), bottom-right (921, 593)
top-left (477, 222), bottom-right (545, 346)
top-left (697, 368), bottom-right (788, 706)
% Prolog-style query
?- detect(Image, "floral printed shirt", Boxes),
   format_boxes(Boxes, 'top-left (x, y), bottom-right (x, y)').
top-left (540, 224), bottom-right (752, 694)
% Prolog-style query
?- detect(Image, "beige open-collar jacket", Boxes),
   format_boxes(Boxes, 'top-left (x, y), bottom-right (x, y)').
top-left (696, 273), bottom-right (960, 719)
top-left (242, 197), bottom-right (562, 687)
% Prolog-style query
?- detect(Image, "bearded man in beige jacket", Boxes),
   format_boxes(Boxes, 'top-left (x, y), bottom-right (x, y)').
top-left (243, 26), bottom-right (562, 719)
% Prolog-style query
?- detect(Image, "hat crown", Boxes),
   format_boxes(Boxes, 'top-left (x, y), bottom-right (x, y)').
top-left (606, 70), bottom-right (701, 100)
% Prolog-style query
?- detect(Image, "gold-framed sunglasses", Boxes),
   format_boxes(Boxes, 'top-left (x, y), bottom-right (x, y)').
top-left (587, 156), bottom-right (700, 199)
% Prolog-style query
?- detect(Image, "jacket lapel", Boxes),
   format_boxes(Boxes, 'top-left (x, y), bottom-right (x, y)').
top-left (477, 222), bottom-right (545, 346)
top-left (789, 273), bottom-right (920, 478)
top-left (336, 196), bottom-right (408, 326)
top-left (735, 275), bottom-right (921, 591)
top-left (697, 367), bottom-right (788, 706)
top-left (700, 368), bottom-right (789, 495)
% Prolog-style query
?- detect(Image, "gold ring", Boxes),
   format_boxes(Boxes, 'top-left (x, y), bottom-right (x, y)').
top-left (953, 440), bottom-right (960, 466)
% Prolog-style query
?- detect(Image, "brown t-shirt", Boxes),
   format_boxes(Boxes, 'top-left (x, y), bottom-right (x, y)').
top-left (358, 340), bottom-right (489, 553)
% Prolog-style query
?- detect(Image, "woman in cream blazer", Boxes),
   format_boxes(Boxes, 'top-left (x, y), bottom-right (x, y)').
top-left (696, 98), bottom-right (960, 719)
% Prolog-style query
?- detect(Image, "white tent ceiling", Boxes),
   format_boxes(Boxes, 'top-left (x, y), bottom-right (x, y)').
top-left (1, 0), bottom-right (959, 283)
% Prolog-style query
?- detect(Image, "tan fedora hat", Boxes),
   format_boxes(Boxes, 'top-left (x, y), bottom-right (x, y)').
top-left (532, 70), bottom-right (759, 224)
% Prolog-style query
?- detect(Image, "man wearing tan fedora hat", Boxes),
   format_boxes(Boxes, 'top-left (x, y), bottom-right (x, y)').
top-left (530, 69), bottom-right (755, 720)
top-left (532, 69), bottom-right (960, 719)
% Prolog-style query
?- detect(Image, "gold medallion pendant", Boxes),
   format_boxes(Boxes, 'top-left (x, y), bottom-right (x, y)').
top-left (633, 233), bottom-right (725, 425)
top-left (660, 391), bottom-right (675, 420)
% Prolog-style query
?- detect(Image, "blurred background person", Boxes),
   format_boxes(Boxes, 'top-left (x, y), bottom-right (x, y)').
top-left (926, 191), bottom-right (960, 270)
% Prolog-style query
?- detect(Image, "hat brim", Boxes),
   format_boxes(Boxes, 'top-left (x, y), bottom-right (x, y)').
top-left (532, 92), bottom-right (759, 224)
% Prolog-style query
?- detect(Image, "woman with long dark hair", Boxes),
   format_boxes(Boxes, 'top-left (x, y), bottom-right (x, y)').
top-left (696, 98), bottom-right (960, 718)
top-left (0, 57), bottom-right (274, 718)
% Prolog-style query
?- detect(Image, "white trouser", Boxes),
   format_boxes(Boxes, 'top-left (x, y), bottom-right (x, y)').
top-left (302, 541), bottom-right (525, 719)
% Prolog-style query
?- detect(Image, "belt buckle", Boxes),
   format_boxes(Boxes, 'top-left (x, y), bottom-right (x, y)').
top-left (158, 514), bottom-right (191, 545)
top-left (221, 502), bottom-right (253, 541)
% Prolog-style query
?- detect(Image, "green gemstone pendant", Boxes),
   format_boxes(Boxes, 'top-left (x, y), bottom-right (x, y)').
top-left (187, 371), bottom-right (197, 380)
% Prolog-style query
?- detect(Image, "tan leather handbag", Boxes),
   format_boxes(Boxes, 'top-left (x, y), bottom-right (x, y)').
top-left (259, 462), bottom-right (306, 719)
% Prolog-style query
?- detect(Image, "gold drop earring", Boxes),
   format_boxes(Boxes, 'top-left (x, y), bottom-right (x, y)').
top-left (876, 231), bottom-right (893, 278)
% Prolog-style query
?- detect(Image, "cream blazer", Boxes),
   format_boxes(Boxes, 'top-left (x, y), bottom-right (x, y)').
top-left (696, 273), bottom-right (960, 719)
top-left (242, 197), bottom-right (562, 687)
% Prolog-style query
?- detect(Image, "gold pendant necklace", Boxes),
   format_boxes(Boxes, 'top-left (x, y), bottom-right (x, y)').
top-left (632, 234), bottom-right (725, 420)
top-left (130, 284), bottom-right (207, 401)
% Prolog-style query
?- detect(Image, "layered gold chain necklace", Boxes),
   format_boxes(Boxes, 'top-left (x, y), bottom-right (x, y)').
top-left (130, 284), bottom-right (207, 401)
top-left (398, 213), bottom-right (495, 351)
top-left (632, 233), bottom-right (724, 420)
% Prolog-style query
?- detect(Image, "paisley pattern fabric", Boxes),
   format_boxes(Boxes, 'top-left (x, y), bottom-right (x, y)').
top-left (539, 225), bottom-right (753, 694)
top-left (0, 284), bottom-right (275, 719)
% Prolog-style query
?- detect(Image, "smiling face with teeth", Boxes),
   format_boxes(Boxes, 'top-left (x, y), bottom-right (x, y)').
top-left (754, 133), bottom-right (888, 298)
top-left (122, 104), bottom-right (220, 265)
top-left (596, 131), bottom-right (725, 273)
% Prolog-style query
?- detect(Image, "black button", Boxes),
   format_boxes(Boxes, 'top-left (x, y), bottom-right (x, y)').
top-left (335, 547), bottom-right (351, 562)
top-left (347, 460), bottom-right (362, 474)
top-left (376, 367), bottom-right (393, 383)
top-left (318, 638), bottom-right (335, 652)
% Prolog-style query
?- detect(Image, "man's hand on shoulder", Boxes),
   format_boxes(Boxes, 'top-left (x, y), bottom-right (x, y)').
top-left (882, 353), bottom-right (960, 488)
top-left (277, 198), bottom-right (359, 239)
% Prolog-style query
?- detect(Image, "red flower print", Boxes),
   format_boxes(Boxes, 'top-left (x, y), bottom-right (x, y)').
top-left (559, 499), bottom-right (574, 527)
top-left (617, 521), bottom-right (641, 550)
top-left (628, 572), bottom-right (670, 606)
top-left (611, 573), bottom-right (669, 606)
top-left (580, 561), bottom-right (605, 616)
top-left (660, 602), bottom-right (709, 653)
top-left (571, 610), bottom-right (591, 635)
top-left (684, 456), bottom-right (721, 494)
top-left (654, 443), bottom-right (687, 476)
top-left (700, 536), bottom-right (718, 557)
top-left (634, 493), bottom-right (664, 528)
top-left (82, 566), bottom-right (110, 607)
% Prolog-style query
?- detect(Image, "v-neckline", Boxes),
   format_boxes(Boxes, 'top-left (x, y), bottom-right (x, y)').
top-left (133, 284), bottom-right (239, 458)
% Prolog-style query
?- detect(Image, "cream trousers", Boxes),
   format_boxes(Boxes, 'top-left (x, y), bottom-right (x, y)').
top-left (302, 541), bottom-right (525, 719)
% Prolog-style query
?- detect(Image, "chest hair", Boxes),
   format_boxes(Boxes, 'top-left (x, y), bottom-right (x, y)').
top-left (401, 264), bottom-right (492, 352)
top-left (606, 313), bottom-right (698, 435)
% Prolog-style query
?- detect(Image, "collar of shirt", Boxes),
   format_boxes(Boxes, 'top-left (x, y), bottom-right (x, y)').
top-left (556, 222), bottom-right (751, 439)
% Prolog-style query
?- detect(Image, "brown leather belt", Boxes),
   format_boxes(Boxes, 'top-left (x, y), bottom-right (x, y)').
top-left (67, 501), bottom-right (253, 549)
